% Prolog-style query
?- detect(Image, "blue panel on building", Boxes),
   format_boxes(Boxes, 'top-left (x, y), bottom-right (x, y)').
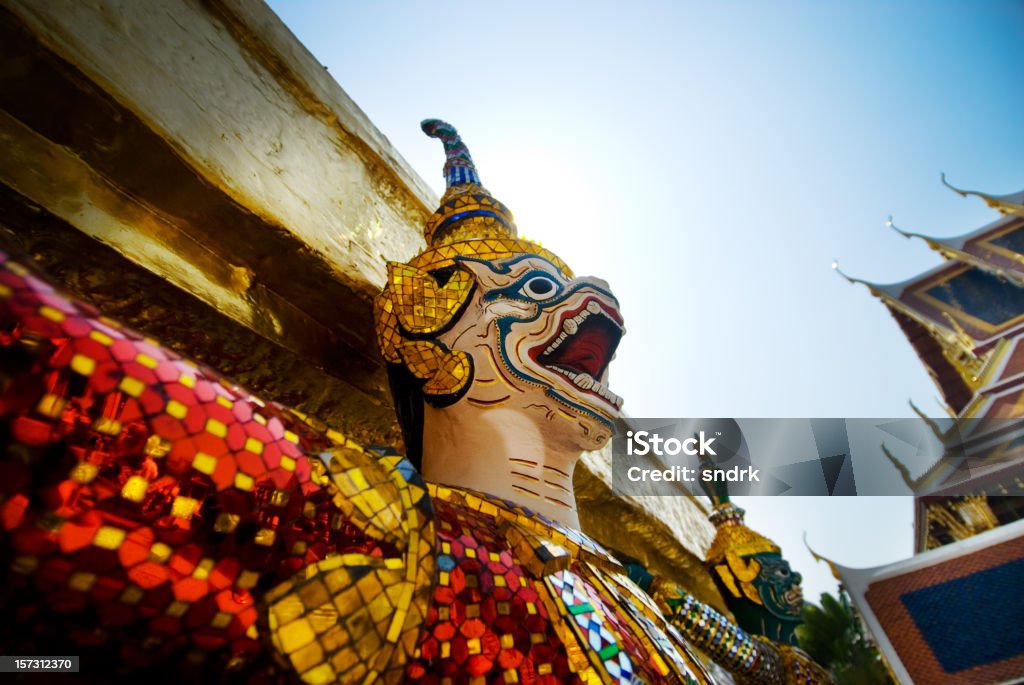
top-left (899, 557), bottom-right (1024, 673)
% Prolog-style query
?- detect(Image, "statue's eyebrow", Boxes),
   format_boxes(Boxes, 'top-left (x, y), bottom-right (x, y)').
top-left (495, 261), bottom-right (531, 280)
top-left (503, 258), bottom-right (552, 281)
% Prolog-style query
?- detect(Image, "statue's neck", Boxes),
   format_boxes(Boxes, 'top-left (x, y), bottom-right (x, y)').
top-left (420, 405), bottom-right (581, 529)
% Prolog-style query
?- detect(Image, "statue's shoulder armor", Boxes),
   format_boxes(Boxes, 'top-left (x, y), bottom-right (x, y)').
top-left (0, 252), bottom-right (434, 682)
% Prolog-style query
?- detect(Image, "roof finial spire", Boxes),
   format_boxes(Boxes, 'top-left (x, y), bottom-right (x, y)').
top-left (940, 172), bottom-right (968, 198)
top-left (803, 533), bottom-right (842, 581)
top-left (886, 214), bottom-right (910, 238)
top-left (831, 259), bottom-right (858, 285)
top-left (941, 172), bottom-right (1024, 216)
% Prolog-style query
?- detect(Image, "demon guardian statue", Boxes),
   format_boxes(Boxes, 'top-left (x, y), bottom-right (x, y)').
top-left (0, 120), bottom-right (831, 685)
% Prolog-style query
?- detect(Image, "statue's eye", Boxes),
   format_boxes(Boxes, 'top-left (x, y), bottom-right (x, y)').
top-left (519, 275), bottom-right (558, 301)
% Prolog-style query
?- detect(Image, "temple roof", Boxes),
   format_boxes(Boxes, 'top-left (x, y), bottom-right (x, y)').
top-left (942, 174), bottom-right (1024, 217)
top-left (887, 213), bottom-right (1024, 287)
top-left (838, 262), bottom-right (978, 413)
top-left (838, 176), bottom-right (1024, 416)
top-left (836, 262), bottom-right (979, 342)
top-left (857, 178), bottom-right (1024, 553)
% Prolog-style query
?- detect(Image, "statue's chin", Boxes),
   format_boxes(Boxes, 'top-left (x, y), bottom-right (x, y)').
top-left (565, 411), bottom-right (616, 453)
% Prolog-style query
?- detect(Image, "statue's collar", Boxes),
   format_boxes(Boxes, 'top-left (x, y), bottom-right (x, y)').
top-left (426, 481), bottom-right (623, 577)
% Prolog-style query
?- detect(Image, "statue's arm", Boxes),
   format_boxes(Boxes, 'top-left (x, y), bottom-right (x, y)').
top-left (626, 564), bottom-right (834, 685)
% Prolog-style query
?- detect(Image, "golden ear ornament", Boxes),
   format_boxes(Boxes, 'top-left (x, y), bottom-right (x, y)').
top-left (387, 262), bottom-right (474, 335)
top-left (715, 553), bottom-right (765, 607)
top-left (396, 340), bottom-right (473, 401)
top-left (714, 564), bottom-right (742, 599)
top-left (374, 262), bottom-right (475, 368)
top-left (374, 292), bottom-right (404, 364)
top-left (742, 581), bottom-right (764, 606)
top-left (726, 551), bottom-right (762, 584)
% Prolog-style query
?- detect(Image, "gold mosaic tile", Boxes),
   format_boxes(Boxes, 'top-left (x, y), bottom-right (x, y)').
top-left (387, 263), bottom-right (474, 335)
top-left (409, 238), bottom-right (572, 279)
top-left (264, 444), bottom-right (436, 685)
top-left (396, 340), bottom-right (471, 397)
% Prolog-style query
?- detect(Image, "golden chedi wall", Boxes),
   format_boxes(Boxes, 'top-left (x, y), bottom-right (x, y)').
top-left (0, 0), bottom-right (725, 611)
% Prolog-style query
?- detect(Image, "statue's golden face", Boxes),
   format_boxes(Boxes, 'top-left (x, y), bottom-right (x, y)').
top-left (439, 254), bottom-right (624, 450)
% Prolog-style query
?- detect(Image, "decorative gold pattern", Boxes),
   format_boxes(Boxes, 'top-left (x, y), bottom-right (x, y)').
top-left (386, 263), bottom-right (474, 335)
top-left (423, 189), bottom-right (517, 245)
top-left (924, 495), bottom-right (1001, 550)
top-left (265, 448), bottom-right (436, 684)
top-left (706, 517), bottom-right (781, 564)
top-left (409, 238), bottom-right (572, 279)
top-left (374, 292), bottom-right (404, 364)
top-left (396, 340), bottom-right (472, 397)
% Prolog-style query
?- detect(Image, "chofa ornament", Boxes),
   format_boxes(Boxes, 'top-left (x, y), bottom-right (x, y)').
top-left (0, 119), bottom-right (833, 684)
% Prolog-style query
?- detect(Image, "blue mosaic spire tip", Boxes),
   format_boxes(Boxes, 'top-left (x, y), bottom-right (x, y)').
top-left (421, 119), bottom-right (481, 189)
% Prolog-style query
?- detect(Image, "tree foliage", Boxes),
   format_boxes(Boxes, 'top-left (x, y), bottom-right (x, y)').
top-left (795, 589), bottom-right (894, 685)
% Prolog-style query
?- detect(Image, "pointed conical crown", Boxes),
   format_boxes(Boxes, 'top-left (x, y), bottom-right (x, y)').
top-left (699, 455), bottom-right (780, 563)
top-left (704, 502), bottom-right (781, 564)
top-left (408, 119), bottom-right (571, 276)
top-left (420, 119), bottom-right (518, 247)
top-left (373, 120), bottom-right (575, 402)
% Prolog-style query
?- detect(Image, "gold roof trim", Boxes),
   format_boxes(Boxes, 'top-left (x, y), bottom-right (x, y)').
top-left (887, 216), bottom-right (1024, 287)
top-left (833, 262), bottom-right (986, 396)
top-left (942, 173), bottom-right (1024, 217)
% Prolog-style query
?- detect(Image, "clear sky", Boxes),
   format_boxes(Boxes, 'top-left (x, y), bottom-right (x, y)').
top-left (265, 1), bottom-right (1024, 604)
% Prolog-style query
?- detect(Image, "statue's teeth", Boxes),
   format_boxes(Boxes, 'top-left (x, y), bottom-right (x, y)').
top-left (563, 319), bottom-right (578, 335)
top-left (573, 373), bottom-right (594, 390)
top-left (547, 363), bottom-right (622, 409)
top-left (586, 301), bottom-right (601, 314)
top-left (544, 332), bottom-right (568, 355)
top-left (590, 382), bottom-right (622, 409)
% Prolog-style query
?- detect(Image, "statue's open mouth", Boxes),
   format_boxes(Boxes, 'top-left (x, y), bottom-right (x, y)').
top-left (533, 298), bottom-right (624, 410)
top-left (782, 586), bottom-right (804, 612)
